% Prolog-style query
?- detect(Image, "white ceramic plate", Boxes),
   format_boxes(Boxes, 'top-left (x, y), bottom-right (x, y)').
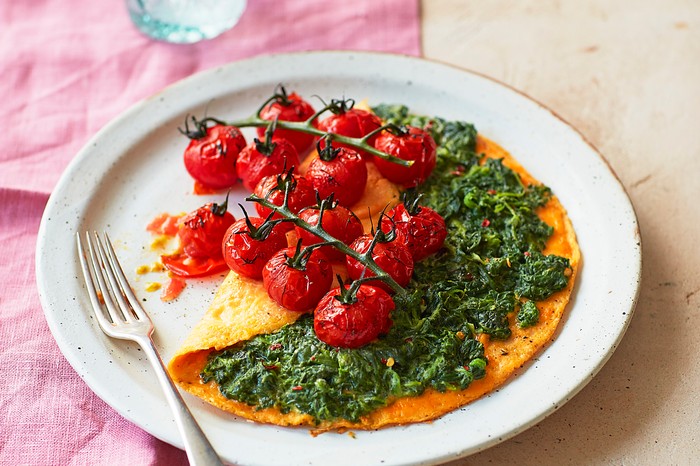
top-left (36, 51), bottom-right (641, 466)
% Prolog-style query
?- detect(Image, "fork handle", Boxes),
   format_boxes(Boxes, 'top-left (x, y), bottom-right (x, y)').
top-left (136, 335), bottom-right (225, 466)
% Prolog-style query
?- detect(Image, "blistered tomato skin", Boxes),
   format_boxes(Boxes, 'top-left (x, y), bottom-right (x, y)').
top-left (222, 217), bottom-right (288, 280)
top-left (236, 139), bottom-right (300, 192)
top-left (381, 204), bottom-right (447, 261)
top-left (183, 125), bottom-right (247, 189)
top-left (346, 235), bottom-right (414, 292)
top-left (257, 92), bottom-right (316, 155)
top-left (161, 255), bottom-right (228, 278)
top-left (253, 173), bottom-right (316, 224)
top-left (162, 200), bottom-right (234, 279)
top-left (305, 147), bottom-right (368, 207)
top-left (262, 248), bottom-right (333, 312)
top-left (178, 203), bottom-right (235, 259)
top-left (372, 126), bottom-right (437, 188)
top-left (314, 285), bottom-right (395, 348)
top-left (316, 109), bottom-right (383, 156)
top-left (294, 204), bottom-right (364, 262)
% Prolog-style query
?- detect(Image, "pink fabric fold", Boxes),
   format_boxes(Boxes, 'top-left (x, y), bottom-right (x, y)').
top-left (0, 1), bottom-right (420, 464)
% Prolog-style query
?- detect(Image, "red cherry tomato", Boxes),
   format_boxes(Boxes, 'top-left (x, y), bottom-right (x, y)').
top-left (236, 138), bottom-right (300, 192)
top-left (316, 107), bottom-right (382, 157)
top-left (305, 145), bottom-right (368, 207)
top-left (160, 198), bottom-right (234, 279)
top-left (314, 284), bottom-right (395, 348)
top-left (257, 90), bottom-right (316, 155)
top-left (262, 246), bottom-right (333, 312)
top-left (295, 202), bottom-right (364, 262)
top-left (381, 202), bottom-right (447, 261)
top-left (346, 234), bottom-right (414, 292)
top-left (181, 118), bottom-right (247, 189)
top-left (177, 200), bottom-right (235, 259)
top-left (253, 171), bottom-right (316, 227)
top-left (222, 216), bottom-right (289, 280)
top-left (372, 126), bottom-right (437, 188)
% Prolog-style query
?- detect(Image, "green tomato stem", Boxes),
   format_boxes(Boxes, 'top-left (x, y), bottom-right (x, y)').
top-left (247, 193), bottom-right (405, 294)
top-left (226, 116), bottom-right (413, 167)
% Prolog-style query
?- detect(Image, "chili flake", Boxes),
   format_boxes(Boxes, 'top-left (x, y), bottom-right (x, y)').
top-left (450, 165), bottom-right (465, 176)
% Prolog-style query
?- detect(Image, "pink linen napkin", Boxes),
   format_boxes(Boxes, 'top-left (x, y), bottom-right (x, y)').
top-left (0, 1), bottom-right (420, 464)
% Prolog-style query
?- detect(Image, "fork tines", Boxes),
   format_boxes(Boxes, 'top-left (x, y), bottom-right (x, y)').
top-left (76, 231), bottom-right (152, 338)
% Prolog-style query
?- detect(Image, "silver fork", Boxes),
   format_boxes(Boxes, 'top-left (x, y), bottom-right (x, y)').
top-left (76, 231), bottom-right (224, 466)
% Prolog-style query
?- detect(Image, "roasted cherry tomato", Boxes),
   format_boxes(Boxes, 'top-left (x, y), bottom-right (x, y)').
top-left (236, 137), bottom-right (300, 192)
top-left (257, 86), bottom-right (316, 155)
top-left (314, 282), bottom-right (395, 348)
top-left (372, 126), bottom-right (437, 188)
top-left (180, 116), bottom-right (247, 189)
top-left (316, 99), bottom-right (382, 157)
top-left (305, 140), bottom-right (367, 207)
top-left (177, 197), bottom-right (235, 259)
top-left (161, 197), bottom-right (234, 279)
top-left (222, 214), bottom-right (289, 280)
top-left (262, 243), bottom-right (333, 312)
top-left (294, 198), bottom-right (364, 262)
top-left (253, 169), bottom-right (316, 228)
top-left (346, 232), bottom-right (414, 293)
top-left (381, 192), bottom-right (447, 261)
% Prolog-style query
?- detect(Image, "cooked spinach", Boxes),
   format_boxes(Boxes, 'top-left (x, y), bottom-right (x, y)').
top-left (203, 311), bottom-right (486, 422)
top-left (201, 105), bottom-right (571, 423)
top-left (517, 300), bottom-right (540, 328)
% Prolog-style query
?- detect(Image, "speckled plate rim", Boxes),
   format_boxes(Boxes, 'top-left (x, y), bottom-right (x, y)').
top-left (36, 51), bottom-right (641, 466)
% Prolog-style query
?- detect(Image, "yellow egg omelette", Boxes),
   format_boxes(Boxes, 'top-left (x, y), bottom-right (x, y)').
top-left (168, 125), bottom-right (580, 433)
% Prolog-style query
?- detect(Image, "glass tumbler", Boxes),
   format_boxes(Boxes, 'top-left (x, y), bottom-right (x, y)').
top-left (127, 0), bottom-right (247, 44)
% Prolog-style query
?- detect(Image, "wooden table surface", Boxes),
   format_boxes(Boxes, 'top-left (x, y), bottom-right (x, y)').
top-left (421, 1), bottom-right (700, 464)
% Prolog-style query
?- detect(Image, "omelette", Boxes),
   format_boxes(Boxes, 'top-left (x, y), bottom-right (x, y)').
top-left (168, 107), bottom-right (580, 432)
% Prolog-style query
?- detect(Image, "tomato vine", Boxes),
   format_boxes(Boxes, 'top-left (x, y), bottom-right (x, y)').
top-left (246, 185), bottom-right (405, 294)
top-left (220, 97), bottom-right (414, 167)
